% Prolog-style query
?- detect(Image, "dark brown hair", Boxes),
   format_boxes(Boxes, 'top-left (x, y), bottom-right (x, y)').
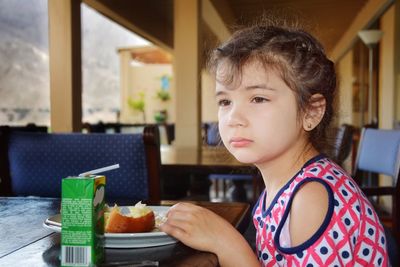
top-left (208, 21), bottom-right (337, 152)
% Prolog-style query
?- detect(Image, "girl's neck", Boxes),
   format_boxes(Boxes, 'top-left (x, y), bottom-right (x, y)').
top-left (256, 144), bottom-right (319, 198)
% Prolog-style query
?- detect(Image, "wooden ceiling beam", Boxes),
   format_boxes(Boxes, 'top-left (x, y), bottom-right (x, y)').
top-left (202, 0), bottom-right (231, 42)
top-left (209, 0), bottom-right (236, 27)
top-left (330, 0), bottom-right (394, 62)
top-left (83, 0), bottom-right (173, 53)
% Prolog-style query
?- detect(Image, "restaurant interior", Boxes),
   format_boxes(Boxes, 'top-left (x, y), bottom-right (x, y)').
top-left (0, 0), bottom-right (399, 266)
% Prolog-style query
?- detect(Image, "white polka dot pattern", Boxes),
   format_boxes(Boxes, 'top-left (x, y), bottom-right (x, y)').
top-left (8, 132), bottom-right (149, 201)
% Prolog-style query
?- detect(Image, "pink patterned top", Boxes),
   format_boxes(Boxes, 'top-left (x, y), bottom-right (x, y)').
top-left (252, 155), bottom-right (389, 266)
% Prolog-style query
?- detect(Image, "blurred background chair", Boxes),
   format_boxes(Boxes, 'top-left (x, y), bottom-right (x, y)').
top-left (203, 122), bottom-right (221, 146)
top-left (0, 125), bottom-right (161, 203)
top-left (163, 123), bottom-right (175, 145)
top-left (82, 121), bottom-right (108, 133)
top-left (2, 123), bottom-right (48, 133)
top-left (204, 122), bottom-right (261, 202)
top-left (330, 123), bottom-right (355, 167)
top-left (352, 127), bottom-right (400, 263)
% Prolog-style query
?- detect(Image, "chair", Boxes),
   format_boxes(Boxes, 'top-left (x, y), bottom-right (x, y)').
top-left (0, 125), bottom-right (161, 203)
top-left (204, 122), bottom-right (259, 202)
top-left (330, 124), bottom-right (354, 167)
top-left (163, 123), bottom-right (175, 145)
top-left (352, 127), bottom-right (400, 245)
top-left (204, 122), bottom-right (221, 146)
top-left (83, 122), bottom-right (123, 133)
top-left (3, 123), bottom-right (48, 133)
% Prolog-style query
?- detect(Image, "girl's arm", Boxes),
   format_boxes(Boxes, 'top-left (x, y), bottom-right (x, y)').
top-left (160, 202), bottom-right (260, 267)
top-left (290, 181), bottom-right (329, 246)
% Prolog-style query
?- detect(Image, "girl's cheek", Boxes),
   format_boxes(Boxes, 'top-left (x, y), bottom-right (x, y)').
top-left (218, 109), bottom-right (230, 121)
top-left (217, 109), bottom-right (224, 120)
top-left (218, 127), bottom-right (228, 145)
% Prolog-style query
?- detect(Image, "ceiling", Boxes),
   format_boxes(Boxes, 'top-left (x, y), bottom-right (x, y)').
top-left (129, 46), bottom-right (172, 64)
top-left (85, 0), bottom-right (369, 56)
top-left (211, 0), bottom-right (368, 54)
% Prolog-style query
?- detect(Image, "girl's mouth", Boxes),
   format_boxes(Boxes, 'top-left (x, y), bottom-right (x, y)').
top-left (229, 137), bottom-right (253, 147)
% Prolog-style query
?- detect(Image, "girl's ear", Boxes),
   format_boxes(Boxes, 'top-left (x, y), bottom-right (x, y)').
top-left (302, 94), bottom-right (326, 131)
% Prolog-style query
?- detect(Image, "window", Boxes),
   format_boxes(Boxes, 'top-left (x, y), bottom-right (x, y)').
top-left (81, 3), bottom-right (150, 124)
top-left (0, 1), bottom-right (151, 126)
top-left (0, 0), bottom-right (50, 126)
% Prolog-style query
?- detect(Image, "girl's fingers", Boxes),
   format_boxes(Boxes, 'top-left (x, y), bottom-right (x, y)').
top-left (163, 210), bottom-right (196, 233)
top-left (160, 214), bottom-right (211, 250)
top-left (161, 204), bottom-right (205, 238)
top-left (167, 208), bottom-right (191, 220)
top-left (167, 202), bottom-right (200, 214)
top-left (159, 221), bottom-right (188, 240)
top-left (166, 203), bottom-right (203, 224)
top-left (161, 203), bottom-right (226, 253)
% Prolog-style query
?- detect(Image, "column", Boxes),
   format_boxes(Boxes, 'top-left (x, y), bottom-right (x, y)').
top-left (48, 0), bottom-right (82, 132)
top-left (173, 0), bottom-right (202, 148)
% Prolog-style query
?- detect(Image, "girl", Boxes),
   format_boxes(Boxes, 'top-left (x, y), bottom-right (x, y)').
top-left (160, 22), bottom-right (389, 266)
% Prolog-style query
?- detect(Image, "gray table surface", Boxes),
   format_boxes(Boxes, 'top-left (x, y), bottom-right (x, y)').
top-left (0, 197), bottom-right (251, 266)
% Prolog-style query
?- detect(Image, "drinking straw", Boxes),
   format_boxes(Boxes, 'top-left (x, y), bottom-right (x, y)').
top-left (79, 164), bottom-right (120, 177)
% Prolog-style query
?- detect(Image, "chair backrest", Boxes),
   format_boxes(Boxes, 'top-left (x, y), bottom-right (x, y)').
top-left (354, 128), bottom-right (400, 181)
top-left (331, 124), bottom-right (354, 166)
top-left (82, 122), bottom-right (107, 133)
top-left (3, 123), bottom-right (48, 133)
top-left (204, 122), bottom-right (221, 146)
top-left (163, 123), bottom-right (175, 144)
top-left (0, 125), bottom-right (161, 202)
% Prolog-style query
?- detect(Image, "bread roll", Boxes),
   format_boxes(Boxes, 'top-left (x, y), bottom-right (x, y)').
top-left (105, 202), bottom-right (155, 233)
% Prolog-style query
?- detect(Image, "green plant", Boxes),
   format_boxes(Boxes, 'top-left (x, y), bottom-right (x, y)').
top-left (154, 110), bottom-right (167, 123)
top-left (155, 74), bottom-right (171, 102)
top-left (128, 92), bottom-right (146, 122)
top-left (156, 90), bottom-right (171, 101)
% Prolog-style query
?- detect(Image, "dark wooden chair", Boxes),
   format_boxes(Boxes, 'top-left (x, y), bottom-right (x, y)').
top-left (2, 123), bottom-right (48, 133)
top-left (352, 127), bottom-right (400, 246)
top-left (82, 122), bottom-right (107, 133)
top-left (163, 123), bottom-right (175, 145)
top-left (0, 125), bottom-right (161, 203)
top-left (330, 124), bottom-right (355, 167)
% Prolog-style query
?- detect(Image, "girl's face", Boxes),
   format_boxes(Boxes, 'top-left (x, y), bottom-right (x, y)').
top-left (216, 61), bottom-right (308, 165)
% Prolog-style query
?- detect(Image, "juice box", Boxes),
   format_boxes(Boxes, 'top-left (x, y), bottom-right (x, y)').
top-left (61, 175), bottom-right (105, 267)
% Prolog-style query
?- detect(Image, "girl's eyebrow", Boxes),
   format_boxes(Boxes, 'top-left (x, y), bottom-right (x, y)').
top-left (245, 84), bottom-right (276, 91)
top-left (215, 84), bottom-right (276, 97)
top-left (215, 91), bottom-right (227, 97)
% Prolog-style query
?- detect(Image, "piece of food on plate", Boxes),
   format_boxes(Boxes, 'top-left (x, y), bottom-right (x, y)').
top-left (104, 202), bottom-right (155, 233)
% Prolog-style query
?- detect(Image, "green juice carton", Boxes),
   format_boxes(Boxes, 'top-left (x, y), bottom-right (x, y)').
top-left (61, 175), bottom-right (105, 267)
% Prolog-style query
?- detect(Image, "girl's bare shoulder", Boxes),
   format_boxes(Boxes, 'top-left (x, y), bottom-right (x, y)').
top-left (289, 181), bottom-right (330, 246)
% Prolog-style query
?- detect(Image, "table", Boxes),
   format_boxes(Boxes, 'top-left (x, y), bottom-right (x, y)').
top-left (160, 145), bottom-right (259, 201)
top-left (0, 197), bottom-right (250, 266)
top-left (161, 145), bottom-right (255, 174)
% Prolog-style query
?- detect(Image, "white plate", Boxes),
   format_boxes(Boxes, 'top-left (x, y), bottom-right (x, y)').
top-left (43, 206), bottom-right (178, 248)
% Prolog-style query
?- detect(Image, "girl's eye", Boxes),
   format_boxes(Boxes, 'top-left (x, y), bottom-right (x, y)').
top-left (217, 99), bottom-right (231, 107)
top-left (251, 96), bottom-right (269, 103)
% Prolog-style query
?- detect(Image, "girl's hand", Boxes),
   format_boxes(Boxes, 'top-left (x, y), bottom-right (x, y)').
top-left (159, 202), bottom-right (233, 253)
top-left (160, 202), bottom-right (260, 267)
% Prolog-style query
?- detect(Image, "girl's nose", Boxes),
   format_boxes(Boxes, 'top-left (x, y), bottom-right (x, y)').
top-left (227, 104), bottom-right (247, 127)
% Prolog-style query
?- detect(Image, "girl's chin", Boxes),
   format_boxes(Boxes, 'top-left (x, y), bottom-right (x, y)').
top-left (231, 153), bottom-right (258, 165)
